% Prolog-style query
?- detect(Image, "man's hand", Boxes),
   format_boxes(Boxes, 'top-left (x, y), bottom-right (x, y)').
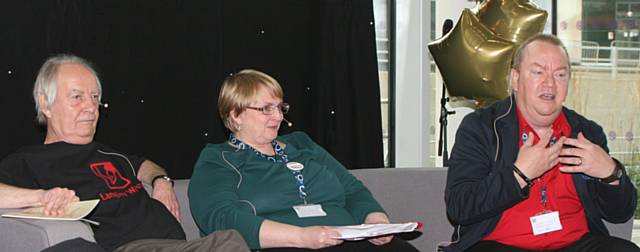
top-left (40, 187), bottom-right (79, 216)
top-left (152, 181), bottom-right (181, 222)
top-left (514, 130), bottom-right (565, 182)
top-left (559, 132), bottom-right (617, 182)
top-left (364, 212), bottom-right (393, 246)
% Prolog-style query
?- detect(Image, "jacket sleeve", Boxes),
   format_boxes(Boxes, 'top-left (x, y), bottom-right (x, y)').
top-left (188, 147), bottom-right (265, 249)
top-left (582, 123), bottom-right (637, 223)
top-left (297, 132), bottom-right (385, 223)
top-left (445, 113), bottom-right (529, 225)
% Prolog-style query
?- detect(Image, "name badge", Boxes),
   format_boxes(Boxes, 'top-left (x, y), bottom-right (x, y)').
top-left (530, 211), bottom-right (562, 235)
top-left (293, 204), bottom-right (327, 218)
top-left (286, 162), bottom-right (304, 171)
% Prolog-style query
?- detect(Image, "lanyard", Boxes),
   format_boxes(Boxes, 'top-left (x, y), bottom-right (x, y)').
top-left (522, 133), bottom-right (556, 212)
top-left (538, 177), bottom-right (548, 212)
top-left (228, 134), bottom-right (288, 163)
top-left (228, 134), bottom-right (308, 204)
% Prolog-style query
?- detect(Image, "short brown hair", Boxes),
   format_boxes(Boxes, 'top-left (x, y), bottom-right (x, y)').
top-left (511, 34), bottom-right (571, 74)
top-left (218, 69), bottom-right (283, 131)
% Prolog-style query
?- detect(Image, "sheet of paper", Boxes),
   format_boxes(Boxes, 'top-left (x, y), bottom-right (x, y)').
top-left (332, 222), bottom-right (422, 240)
top-left (1, 199), bottom-right (99, 221)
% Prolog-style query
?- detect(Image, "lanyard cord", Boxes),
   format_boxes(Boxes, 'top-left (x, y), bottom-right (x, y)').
top-left (228, 134), bottom-right (308, 204)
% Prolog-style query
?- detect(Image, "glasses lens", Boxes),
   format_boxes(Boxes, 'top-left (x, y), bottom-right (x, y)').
top-left (280, 103), bottom-right (290, 114)
top-left (260, 106), bottom-right (273, 115)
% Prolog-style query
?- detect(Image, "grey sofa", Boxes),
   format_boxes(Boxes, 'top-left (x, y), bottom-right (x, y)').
top-left (0, 168), bottom-right (634, 252)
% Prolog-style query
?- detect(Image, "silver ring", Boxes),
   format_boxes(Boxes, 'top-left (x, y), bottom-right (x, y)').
top-left (577, 158), bottom-right (583, 166)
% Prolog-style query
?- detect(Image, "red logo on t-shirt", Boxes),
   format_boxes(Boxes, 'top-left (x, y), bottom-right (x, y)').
top-left (90, 162), bottom-right (131, 189)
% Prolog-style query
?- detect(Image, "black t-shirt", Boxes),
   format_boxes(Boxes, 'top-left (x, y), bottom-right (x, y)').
top-left (0, 141), bottom-right (185, 251)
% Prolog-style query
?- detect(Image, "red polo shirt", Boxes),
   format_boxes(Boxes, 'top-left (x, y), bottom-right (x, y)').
top-left (483, 109), bottom-right (588, 250)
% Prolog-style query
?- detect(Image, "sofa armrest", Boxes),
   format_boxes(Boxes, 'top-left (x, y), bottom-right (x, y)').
top-left (0, 209), bottom-right (95, 252)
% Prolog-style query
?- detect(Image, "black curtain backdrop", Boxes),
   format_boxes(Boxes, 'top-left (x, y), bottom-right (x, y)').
top-left (0, 0), bottom-right (384, 179)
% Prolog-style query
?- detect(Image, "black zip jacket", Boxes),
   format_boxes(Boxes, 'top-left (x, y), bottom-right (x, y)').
top-left (443, 96), bottom-right (636, 252)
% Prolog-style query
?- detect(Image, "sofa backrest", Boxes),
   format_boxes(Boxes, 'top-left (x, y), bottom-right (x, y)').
top-left (173, 180), bottom-right (201, 241)
top-left (351, 167), bottom-right (453, 252)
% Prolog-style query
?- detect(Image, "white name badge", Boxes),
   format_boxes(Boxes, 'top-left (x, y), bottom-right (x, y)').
top-left (530, 211), bottom-right (563, 236)
top-left (286, 162), bottom-right (304, 171)
top-left (293, 204), bottom-right (327, 218)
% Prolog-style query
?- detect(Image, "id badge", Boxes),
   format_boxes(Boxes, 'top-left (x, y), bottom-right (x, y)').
top-left (529, 211), bottom-right (562, 235)
top-left (293, 204), bottom-right (327, 218)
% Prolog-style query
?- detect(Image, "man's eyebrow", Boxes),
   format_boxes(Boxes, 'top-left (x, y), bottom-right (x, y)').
top-left (530, 62), bottom-right (567, 71)
top-left (531, 62), bottom-right (545, 68)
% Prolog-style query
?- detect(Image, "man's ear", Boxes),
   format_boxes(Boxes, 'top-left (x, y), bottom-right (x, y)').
top-left (510, 68), bottom-right (520, 93)
top-left (38, 95), bottom-right (52, 118)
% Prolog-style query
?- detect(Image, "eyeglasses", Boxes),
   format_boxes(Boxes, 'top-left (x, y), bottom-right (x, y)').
top-left (246, 103), bottom-right (290, 115)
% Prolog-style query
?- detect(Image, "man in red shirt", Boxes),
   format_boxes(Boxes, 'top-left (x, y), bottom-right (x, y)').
top-left (444, 34), bottom-right (639, 251)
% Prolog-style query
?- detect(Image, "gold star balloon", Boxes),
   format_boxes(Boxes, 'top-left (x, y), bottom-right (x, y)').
top-left (428, 9), bottom-right (515, 101)
top-left (475, 0), bottom-right (548, 45)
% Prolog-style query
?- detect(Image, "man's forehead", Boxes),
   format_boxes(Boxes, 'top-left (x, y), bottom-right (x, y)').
top-left (57, 63), bottom-right (98, 90)
top-left (523, 41), bottom-right (568, 66)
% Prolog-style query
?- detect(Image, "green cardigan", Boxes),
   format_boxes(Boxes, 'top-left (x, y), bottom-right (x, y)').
top-left (188, 131), bottom-right (385, 249)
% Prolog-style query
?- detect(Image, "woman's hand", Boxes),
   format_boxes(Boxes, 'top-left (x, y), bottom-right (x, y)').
top-left (260, 220), bottom-right (343, 249)
top-left (364, 212), bottom-right (393, 246)
top-left (297, 226), bottom-right (343, 249)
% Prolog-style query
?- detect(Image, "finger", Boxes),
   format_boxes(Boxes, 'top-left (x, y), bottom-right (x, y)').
top-left (380, 235), bottom-right (393, 244)
top-left (43, 199), bottom-right (54, 216)
top-left (523, 131), bottom-right (535, 147)
top-left (566, 132), bottom-right (591, 149)
top-left (369, 239), bottom-right (381, 245)
top-left (371, 236), bottom-right (387, 244)
top-left (549, 138), bottom-right (565, 154)
top-left (577, 132), bottom-right (586, 141)
top-left (370, 236), bottom-right (392, 246)
top-left (560, 146), bottom-right (578, 156)
top-left (559, 165), bottom-right (584, 173)
top-left (62, 190), bottom-right (77, 206)
top-left (539, 129), bottom-right (554, 147)
top-left (174, 203), bottom-right (181, 222)
top-left (558, 157), bottom-right (582, 166)
top-left (172, 206), bottom-right (181, 222)
top-left (48, 194), bottom-right (64, 216)
top-left (54, 192), bottom-right (69, 216)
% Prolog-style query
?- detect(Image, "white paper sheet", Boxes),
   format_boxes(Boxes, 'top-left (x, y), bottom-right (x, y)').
top-left (332, 222), bottom-right (422, 240)
top-left (1, 199), bottom-right (99, 221)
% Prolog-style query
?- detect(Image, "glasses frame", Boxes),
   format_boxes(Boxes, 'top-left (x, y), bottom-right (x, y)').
top-left (246, 103), bottom-right (290, 115)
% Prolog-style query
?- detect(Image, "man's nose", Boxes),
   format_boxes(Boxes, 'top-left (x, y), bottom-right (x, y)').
top-left (82, 96), bottom-right (99, 112)
top-left (543, 72), bottom-right (556, 86)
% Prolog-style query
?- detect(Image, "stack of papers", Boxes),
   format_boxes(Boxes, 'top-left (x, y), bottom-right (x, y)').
top-left (333, 222), bottom-right (422, 240)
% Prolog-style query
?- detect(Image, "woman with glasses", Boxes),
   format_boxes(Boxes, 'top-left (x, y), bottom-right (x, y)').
top-left (188, 69), bottom-right (418, 252)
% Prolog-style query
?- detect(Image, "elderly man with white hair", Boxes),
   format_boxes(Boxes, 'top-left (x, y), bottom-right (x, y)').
top-left (0, 54), bottom-right (249, 252)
